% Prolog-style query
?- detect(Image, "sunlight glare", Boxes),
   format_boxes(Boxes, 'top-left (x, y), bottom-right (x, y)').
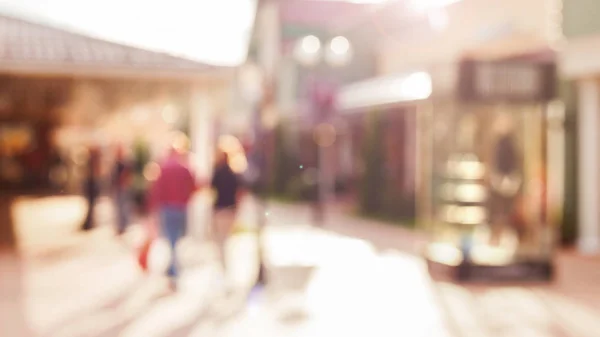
top-left (0, 0), bottom-right (257, 66)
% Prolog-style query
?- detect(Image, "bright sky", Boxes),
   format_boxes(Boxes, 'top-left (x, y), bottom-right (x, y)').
top-left (0, 0), bottom-right (257, 66)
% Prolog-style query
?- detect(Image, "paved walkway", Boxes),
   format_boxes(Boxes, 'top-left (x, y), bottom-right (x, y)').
top-left (1, 196), bottom-right (600, 337)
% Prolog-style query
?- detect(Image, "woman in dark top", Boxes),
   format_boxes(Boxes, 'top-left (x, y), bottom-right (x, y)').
top-left (210, 150), bottom-right (245, 288)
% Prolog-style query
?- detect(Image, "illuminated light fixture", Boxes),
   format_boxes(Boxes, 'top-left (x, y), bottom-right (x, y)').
top-left (326, 36), bottom-right (353, 67)
top-left (426, 242), bottom-right (463, 266)
top-left (337, 71), bottom-right (432, 111)
top-left (454, 184), bottom-right (487, 203)
top-left (440, 183), bottom-right (487, 202)
top-left (446, 154), bottom-right (485, 179)
top-left (302, 35), bottom-right (321, 54)
top-left (294, 35), bottom-right (322, 66)
top-left (457, 206), bottom-right (487, 225)
top-left (471, 244), bottom-right (517, 265)
top-left (330, 36), bottom-right (350, 55)
top-left (442, 205), bottom-right (486, 225)
top-left (391, 71), bottom-right (433, 100)
top-left (456, 160), bottom-right (485, 179)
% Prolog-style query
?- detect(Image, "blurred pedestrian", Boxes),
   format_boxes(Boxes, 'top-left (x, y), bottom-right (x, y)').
top-left (210, 149), bottom-right (246, 290)
top-left (81, 148), bottom-right (100, 231)
top-left (112, 145), bottom-right (132, 235)
top-left (150, 142), bottom-right (197, 291)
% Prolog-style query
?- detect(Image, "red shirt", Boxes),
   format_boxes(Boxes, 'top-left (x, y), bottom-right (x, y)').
top-left (151, 157), bottom-right (196, 210)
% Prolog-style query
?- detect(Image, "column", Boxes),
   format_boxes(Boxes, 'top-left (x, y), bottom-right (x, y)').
top-left (257, 0), bottom-right (280, 80)
top-left (188, 86), bottom-right (215, 239)
top-left (189, 86), bottom-right (215, 180)
top-left (577, 79), bottom-right (600, 254)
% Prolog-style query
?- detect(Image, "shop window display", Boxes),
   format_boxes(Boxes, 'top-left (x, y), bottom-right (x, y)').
top-left (423, 58), bottom-right (559, 282)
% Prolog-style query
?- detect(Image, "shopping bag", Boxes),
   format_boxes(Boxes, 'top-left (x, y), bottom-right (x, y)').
top-left (138, 216), bottom-right (158, 272)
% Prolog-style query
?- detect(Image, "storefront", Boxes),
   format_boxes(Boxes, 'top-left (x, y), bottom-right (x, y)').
top-left (421, 56), bottom-right (564, 282)
top-left (0, 14), bottom-right (232, 194)
top-left (561, 34), bottom-right (600, 254)
top-left (335, 72), bottom-right (428, 218)
top-left (0, 14), bottom-right (232, 247)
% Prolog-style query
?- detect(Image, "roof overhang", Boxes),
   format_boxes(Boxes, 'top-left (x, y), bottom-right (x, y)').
top-left (0, 14), bottom-right (235, 84)
top-left (0, 61), bottom-right (235, 83)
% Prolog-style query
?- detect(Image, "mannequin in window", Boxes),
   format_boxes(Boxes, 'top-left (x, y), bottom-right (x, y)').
top-left (489, 115), bottom-right (522, 246)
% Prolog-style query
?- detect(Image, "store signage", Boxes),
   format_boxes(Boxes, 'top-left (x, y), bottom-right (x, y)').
top-left (457, 261), bottom-right (553, 282)
top-left (458, 59), bottom-right (556, 102)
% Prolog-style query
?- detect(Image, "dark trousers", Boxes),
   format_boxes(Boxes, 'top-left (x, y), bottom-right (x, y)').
top-left (115, 190), bottom-right (130, 234)
top-left (82, 194), bottom-right (96, 231)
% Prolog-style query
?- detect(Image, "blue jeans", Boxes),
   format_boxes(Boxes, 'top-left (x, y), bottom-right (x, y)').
top-left (115, 191), bottom-right (130, 234)
top-left (160, 206), bottom-right (187, 279)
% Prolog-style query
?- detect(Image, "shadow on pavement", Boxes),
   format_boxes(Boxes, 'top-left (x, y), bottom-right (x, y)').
top-left (45, 277), bottom-right (172, 337)
top-left (429, 280), bottom-right (599, 337)
top-left (167, 291), bottom-right (248, 337)
top-left (40, 275), bottom-right (148, 337)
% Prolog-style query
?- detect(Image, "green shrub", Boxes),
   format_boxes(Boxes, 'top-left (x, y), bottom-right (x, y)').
top-left (560, 80), bottom-right (578, 245)
top-left (359, 110), bottom-right (385, 215)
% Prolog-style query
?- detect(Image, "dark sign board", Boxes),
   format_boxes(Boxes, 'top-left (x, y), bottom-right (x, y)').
top-left (456, 261), bottom-right (554, 282)
top-left (458, 59), bottom-right (557, 102)
top-left (427, 258), bottom-right (554, 283)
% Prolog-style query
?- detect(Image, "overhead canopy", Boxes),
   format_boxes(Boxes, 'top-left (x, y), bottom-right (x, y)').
top-left (0, 14), bottom-right (233, 81)
top-left (336, 71), bottom-right (433, 111)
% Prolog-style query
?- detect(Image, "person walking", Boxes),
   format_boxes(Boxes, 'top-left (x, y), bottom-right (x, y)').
top-left (210, 150), bottom-right (245, 290)
top-left (81, 148), bottom-right (100, 231)
top-left (112, 145), bottom-right (132, 235)
top-left (150, 144), bottom-right (197, 291)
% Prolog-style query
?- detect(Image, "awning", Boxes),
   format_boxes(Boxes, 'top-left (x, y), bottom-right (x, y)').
top-left (462, 31), bottom-right (554, 62)
top-left (0, 14), bottom-right (233, 81)
top-left (336, 71), bottom-right (433, 111)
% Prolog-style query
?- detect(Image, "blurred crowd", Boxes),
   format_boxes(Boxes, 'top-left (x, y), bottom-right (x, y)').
top-left (78, 136), bottom-right (247, 292)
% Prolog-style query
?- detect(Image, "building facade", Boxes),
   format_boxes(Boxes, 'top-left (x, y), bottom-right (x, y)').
top-left (561, 0), bottom-right (600, 253)
top-left (340, 0), bottom-right (565, 241)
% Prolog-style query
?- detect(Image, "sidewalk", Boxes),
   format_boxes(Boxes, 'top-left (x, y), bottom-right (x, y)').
top-left (265, 201), bottom-right (600, 337)
top-left (2, 196), bottom-right (600, 337)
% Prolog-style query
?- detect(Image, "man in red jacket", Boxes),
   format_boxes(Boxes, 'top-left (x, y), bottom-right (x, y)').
top-left (150, 144), bottom-right (199, 291)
